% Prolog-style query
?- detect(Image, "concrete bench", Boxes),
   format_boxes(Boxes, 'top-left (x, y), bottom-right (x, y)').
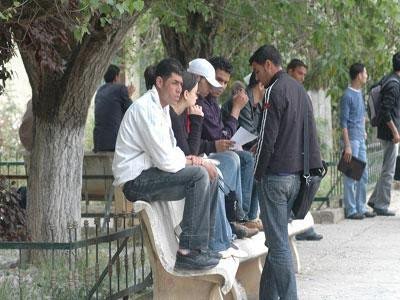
top-left (133, 199), bottom-right (314, 299)
top-left (82, 152), bottom-right (132, 218)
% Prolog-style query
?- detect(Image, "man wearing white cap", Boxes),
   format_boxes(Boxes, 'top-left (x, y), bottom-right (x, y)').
top-left (187, 58), bottom-right (260, 237)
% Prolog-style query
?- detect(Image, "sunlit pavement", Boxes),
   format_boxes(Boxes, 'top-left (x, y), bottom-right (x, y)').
top-left (296, 188), bottom-right (400, 299)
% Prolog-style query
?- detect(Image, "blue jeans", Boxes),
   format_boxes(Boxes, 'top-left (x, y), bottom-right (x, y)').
top-left (123, 166), bottom-right (218, 250)
top-left (258, 174), bottom-right (300, 300)
top-left (343, 139), bottom-right (368, 217)
top-left (236, 150), bottom-right (257, 220)
top-left (209, 183), bottom-right (233, 251)
top-left (209, 151), bottom-right (244, 206)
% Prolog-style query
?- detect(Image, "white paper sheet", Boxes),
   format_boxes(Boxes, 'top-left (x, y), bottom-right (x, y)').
top-left (230, 127), bottom-right (257, 151)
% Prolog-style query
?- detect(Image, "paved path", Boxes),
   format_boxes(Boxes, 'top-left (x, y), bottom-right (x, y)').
top-left (296, 189), bottom-right (400, 300)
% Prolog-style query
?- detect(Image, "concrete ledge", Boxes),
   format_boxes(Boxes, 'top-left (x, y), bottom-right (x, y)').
top-left (311, 208), bottom-right (344, 224)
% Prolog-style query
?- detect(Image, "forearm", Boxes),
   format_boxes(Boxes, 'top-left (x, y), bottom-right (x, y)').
top-left (386, 120), bottom-right (399, 137)
top-left (342, 128), bottom-right (351, 148)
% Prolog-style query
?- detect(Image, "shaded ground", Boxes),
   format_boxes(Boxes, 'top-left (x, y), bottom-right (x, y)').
top-left (297, 189), bottom-right (400, 300)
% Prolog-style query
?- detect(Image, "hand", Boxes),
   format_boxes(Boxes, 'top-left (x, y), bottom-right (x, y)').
top-left (250, 143), bottom-right (258, 154)
top-left (343, 145), bottom-right (352, 163)
top-left (186, 155), bottom-right (203, 166)
top-left (127, 83), bottom-right (136, 98)
top-left (215, 139), bottom-right (235, 152)
top-left (201, 161), bottom-right (218, 181)
top-left (188, 105), bottom-right (204, 117)
top-left (392, 132), bottom-right (400, 144)
top-left (232, 89), bottom-right (249, 111)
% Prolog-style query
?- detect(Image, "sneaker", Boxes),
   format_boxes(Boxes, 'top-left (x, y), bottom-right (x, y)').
top-left (363, 211), bottom-right (377, 218)
top-left (346, 213), bottom-right (364, 220)
top-left (175, 250), bottom-right (219, 270)
top-left (243, 218), bottom-right (264, 231)
top-left (373, 208), bottom-right (396, 216)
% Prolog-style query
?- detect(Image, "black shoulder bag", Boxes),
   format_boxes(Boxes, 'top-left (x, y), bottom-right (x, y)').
top-left (291, 98), bottom-right (327, 219)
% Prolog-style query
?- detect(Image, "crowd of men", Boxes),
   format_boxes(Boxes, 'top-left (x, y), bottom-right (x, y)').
top-left (39, 46), bottom-right (400, 299)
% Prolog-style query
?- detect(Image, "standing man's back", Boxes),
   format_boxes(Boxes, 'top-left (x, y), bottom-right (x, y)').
top-left (93, 64), bottom-right (134, 152)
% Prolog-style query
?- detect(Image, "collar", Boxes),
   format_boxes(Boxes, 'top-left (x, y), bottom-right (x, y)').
top-left (265, 70), bottom-right (284, 89)
top-left (150, 86), bottom-right (169, 114)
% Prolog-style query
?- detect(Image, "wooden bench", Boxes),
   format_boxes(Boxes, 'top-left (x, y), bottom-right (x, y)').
top-left (133, 199), bottom-right (314, 299)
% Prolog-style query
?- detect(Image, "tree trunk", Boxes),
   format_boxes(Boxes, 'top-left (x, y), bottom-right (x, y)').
top-left (28, 116), bottom-right (84, 241)
top-left (11, 4), bottom-right (149, 245)
top-left (159, 2), bottom-right (225, 66)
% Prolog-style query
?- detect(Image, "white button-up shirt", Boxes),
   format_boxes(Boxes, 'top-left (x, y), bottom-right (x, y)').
top-left (112, 86), bottom-right (186, 186)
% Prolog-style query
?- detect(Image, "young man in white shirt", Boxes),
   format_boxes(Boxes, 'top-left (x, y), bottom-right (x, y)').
top-left (113, 58), bottom-right (220, 270)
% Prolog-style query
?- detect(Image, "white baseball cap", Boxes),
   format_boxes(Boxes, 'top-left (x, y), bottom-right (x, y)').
top-left (187, 58), bottom-right (222, 88)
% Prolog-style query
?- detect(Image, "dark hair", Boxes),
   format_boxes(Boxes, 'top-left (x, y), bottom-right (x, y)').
top-left (144, 64), bottom-right (156, 90)
top-left (248, 72), bottom-right (259, 88)
top-left (393, 52), bottom-right (400, 72)
top-left (349, 63), bottom-right (365, 80)
top-left (182, 71), bottom-right (198, 93)
top-left (104, 64), bottom-right (120, 83)
top-left (249, 44), bottom-right (282, 66)
top-left (287, 59), bottom-right (308, 71)
top-left (208, 56), bottom-right (233, 74)
top-left (155, 58), bottom-right (184, 79)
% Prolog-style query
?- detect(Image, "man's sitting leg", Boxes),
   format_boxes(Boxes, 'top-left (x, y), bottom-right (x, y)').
top-left (123, 166), bottom-right (220, 270)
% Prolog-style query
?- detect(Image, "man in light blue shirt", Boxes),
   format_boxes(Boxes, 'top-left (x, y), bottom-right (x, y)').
top-left (340, 63), bottom-right (376, 219)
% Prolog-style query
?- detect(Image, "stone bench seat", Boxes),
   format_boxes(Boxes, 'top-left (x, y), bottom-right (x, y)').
top-left (133, 198), bottom-right (314, 300)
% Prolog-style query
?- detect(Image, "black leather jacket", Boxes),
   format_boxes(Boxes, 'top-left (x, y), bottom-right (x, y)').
top-left (254, 71), bottom-right (322, 180)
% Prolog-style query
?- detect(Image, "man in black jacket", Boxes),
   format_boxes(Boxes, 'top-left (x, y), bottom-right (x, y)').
top-left (287, 59), bottom-right (324, 240)
top-left (93, 64), bottom-right (135, 152)
top-left (368, 52), bottom-right (400, 216)
top-left (250, 45), bottom-right (322, 300)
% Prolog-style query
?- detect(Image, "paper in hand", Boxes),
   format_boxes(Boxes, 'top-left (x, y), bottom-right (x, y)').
top-left (230, 127), bottom-right (257, 151)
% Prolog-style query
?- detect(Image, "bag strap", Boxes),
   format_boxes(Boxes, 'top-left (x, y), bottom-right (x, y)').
top-left (303, 96), bottom-right (310, 177)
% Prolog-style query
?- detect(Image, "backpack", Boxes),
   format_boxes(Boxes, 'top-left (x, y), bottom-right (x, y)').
top-left (367, 76), bottom-right (400, 127)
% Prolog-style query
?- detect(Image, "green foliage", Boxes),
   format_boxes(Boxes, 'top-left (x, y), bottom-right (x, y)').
top-left (0, 93), bottom-right (23, 159)
top-left (153, 0), bottom-right (394, 100)
top-left (0, 0), bottom-right (147, 93)
top-left (72, 0), bottom-right (145, 41)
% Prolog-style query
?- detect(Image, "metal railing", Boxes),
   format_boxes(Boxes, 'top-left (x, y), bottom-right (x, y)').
top-left (0, 214), bottom-right (152, 299)
top-left (314, 141), bottom-right (384, 209)
top-left (0, 154), bottom-right (152, 299)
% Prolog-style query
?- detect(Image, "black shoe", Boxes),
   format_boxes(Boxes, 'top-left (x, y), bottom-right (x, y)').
top-left (367, 202), bottom-right (375, 209)
top-left (373, 208), bottom-right (396, 216)
top-left (364, 211), bottom-right (377, 218)
top-left (296, 232), bottom-right (323, 241)
top-left (346, 213), bottom-right (364, 220)
top-left (175, 250), bottom-right (219, 270)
